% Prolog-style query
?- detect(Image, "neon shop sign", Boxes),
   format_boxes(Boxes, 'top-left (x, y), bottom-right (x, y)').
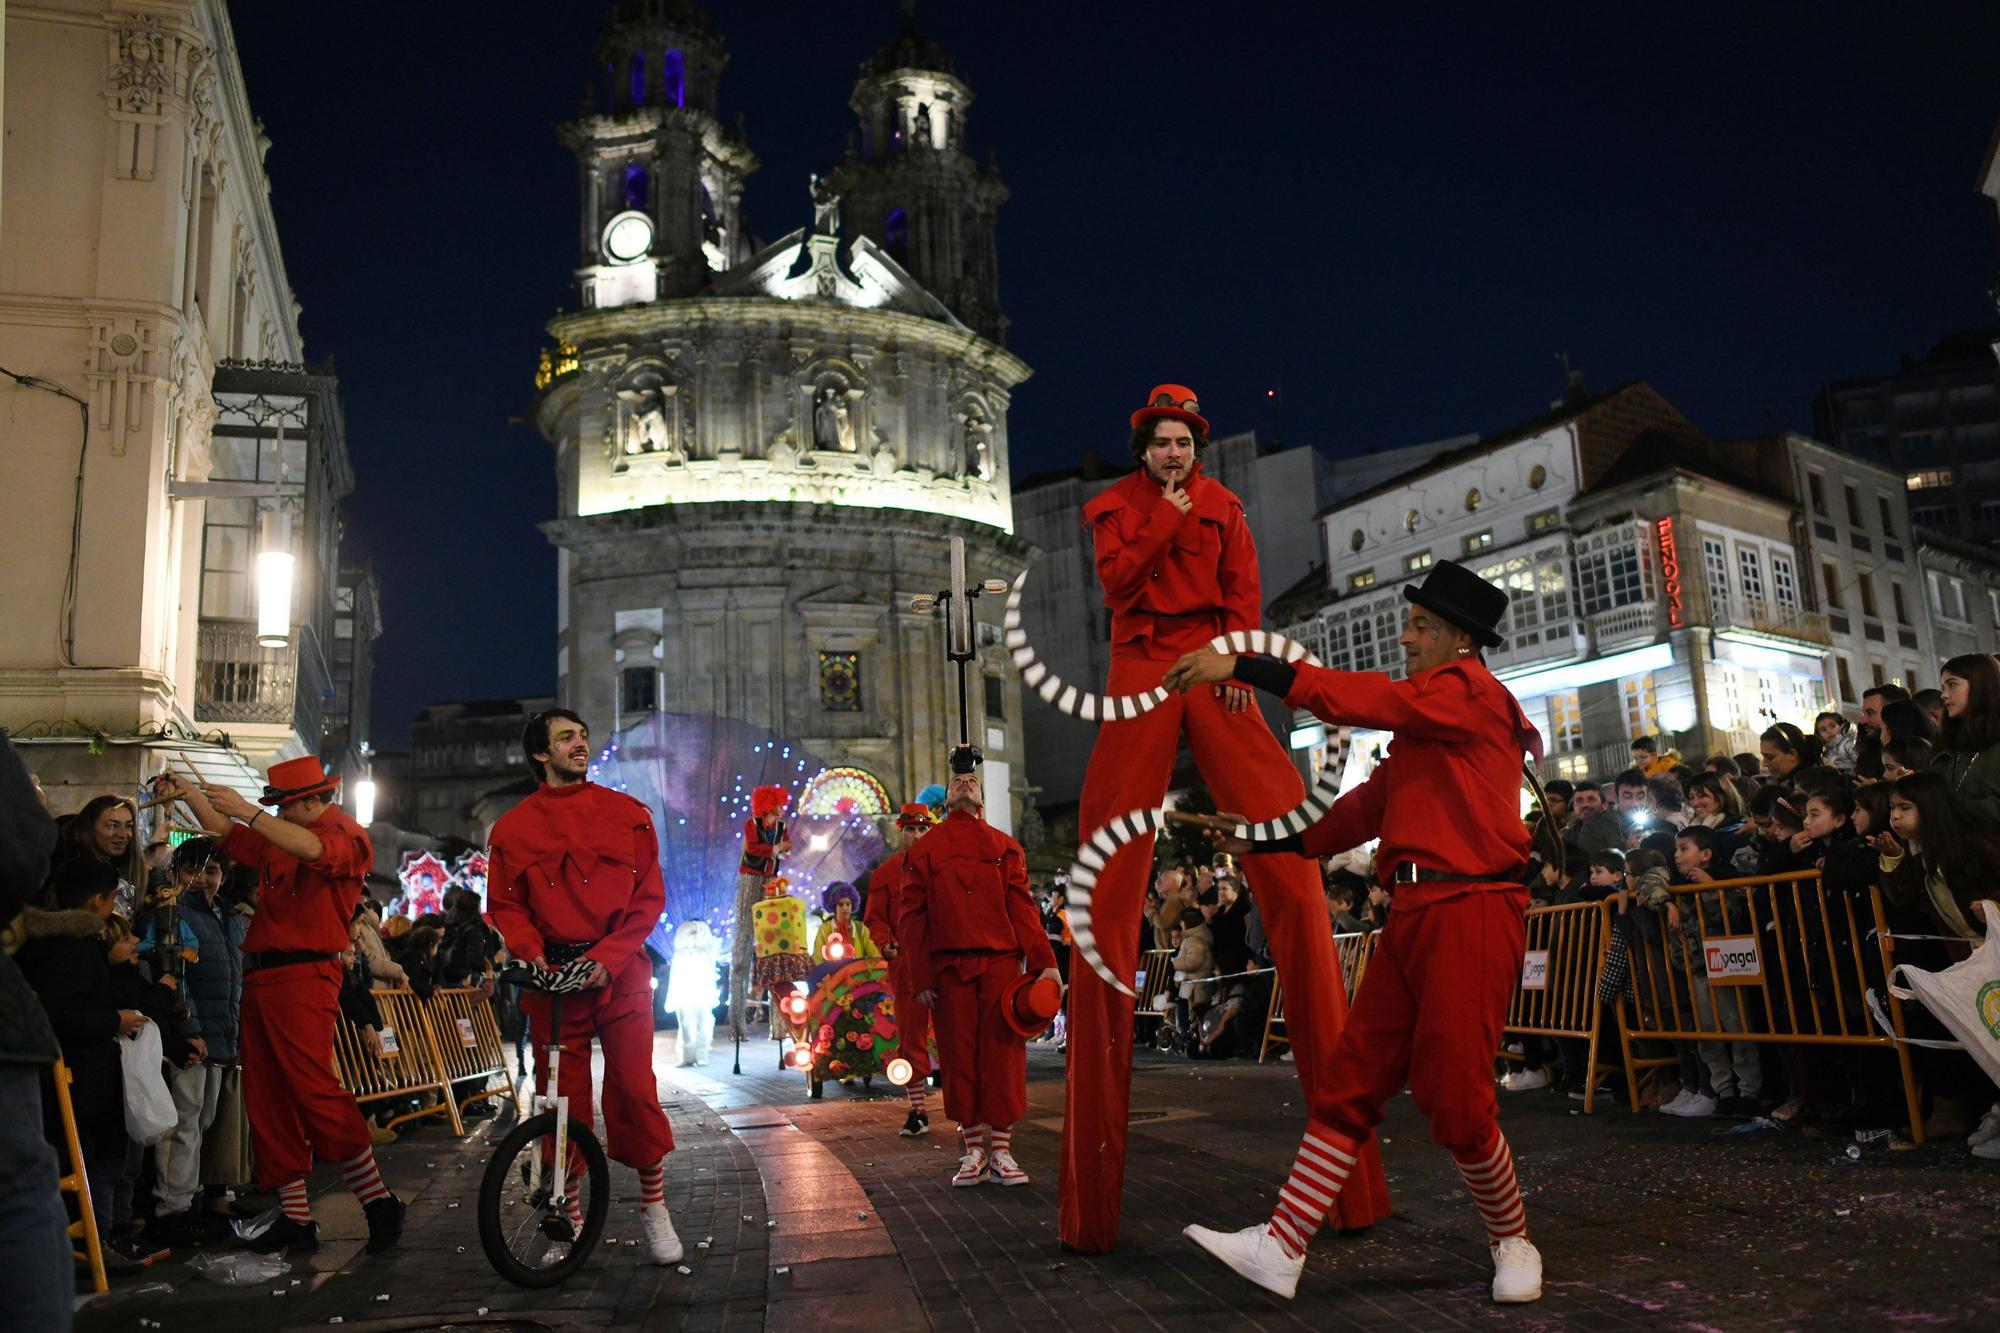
top-left (1655, 517), bottom-right (1684, 628)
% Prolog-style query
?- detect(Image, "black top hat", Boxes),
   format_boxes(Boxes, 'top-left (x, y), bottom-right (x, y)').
top-left (1401, 560), bottom-right (1508, 649)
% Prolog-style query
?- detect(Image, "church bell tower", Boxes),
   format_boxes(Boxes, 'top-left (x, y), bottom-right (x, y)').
top-left (824, 5), bottom-right (1009, 343)
top-left (559, 0), bottom-right (757, 308)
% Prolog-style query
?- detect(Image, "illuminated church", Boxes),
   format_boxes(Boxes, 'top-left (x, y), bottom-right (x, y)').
top-left (532, 1), bottom-right (1033, 833)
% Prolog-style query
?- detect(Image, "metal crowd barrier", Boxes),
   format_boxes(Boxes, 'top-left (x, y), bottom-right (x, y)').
top-left (1260, 931), bottom-right (1378, 1064)
top-left (1501, 900), bottom-right (1615, 1112)
top-left (332, 987), bottom-right (466, 1135)
top-left (51, 1058), bottom-right (106, 1293)
top-left (1605, 870), bottom-right (1925, 1139)
top-left (425, 986), bottom-right (519, 1117)
top-left (1133, 948), bottom-right (1175, 1036)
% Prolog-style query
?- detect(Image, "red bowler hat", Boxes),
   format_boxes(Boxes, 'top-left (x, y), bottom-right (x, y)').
top-left (999, 972), bottom-right (1064, 1039)
top-left (260, 756), bottom-right (342, 807)
top-left (1130, 383), bottom-right (1210, 437)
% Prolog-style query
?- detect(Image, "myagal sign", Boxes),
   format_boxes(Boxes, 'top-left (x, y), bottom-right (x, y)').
top-left (1521, 950), bottom-right (1550, 990)
top-left (1703, 935), bottom-right (1762, 984)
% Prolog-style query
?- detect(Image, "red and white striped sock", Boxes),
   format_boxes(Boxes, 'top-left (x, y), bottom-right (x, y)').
top-left (278, 1179), bottom-right (312, 1225)
top-left (988, 1128), bottom-right (1012, 1156)
top-left (907, 1085), bottom-right (927, 1113)
top-left (638, 1160), bottom-right (666, 1208)
top-left (339, 1149), bottom-right (390, 1205)
top-left (1454, 1132), bottom-right (1528, 1245)
top-left (961, 1125), bottom-right (986, 1155)
top-left (1266, 1123), bottom-right (1359, 1259)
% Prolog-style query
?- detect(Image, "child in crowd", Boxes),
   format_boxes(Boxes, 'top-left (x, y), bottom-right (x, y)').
top-left (1815, 712), bottom-right (1858, 774)
top-left (1881, 736), bottom-right (1933, 783)
top-left (1667, 825), bottom-right (1761, 1117)
top-left (1620, 847), bottom-right (1681, 1108)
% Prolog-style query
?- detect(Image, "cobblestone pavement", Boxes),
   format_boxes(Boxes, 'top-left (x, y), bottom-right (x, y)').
top-left (75, 1032), bottom-right (2000, 1331)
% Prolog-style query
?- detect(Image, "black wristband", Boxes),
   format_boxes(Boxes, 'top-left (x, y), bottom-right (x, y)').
top-left (1232, 653), bottom-right (1298, 698)
top-left (1262, 832), bottom-right (1307, 856)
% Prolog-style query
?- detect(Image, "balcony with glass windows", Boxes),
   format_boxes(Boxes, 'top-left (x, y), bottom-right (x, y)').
top-left (1708, 596), bottom-right (1831, 650)
top-left (1587, 600), bottom-right (1662, 653)
top-left (194, 618), bottom-right (332, 760)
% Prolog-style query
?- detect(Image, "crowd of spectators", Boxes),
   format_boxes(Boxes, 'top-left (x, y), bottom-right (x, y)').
top-left (0, 733), bottom-right (508, 1314)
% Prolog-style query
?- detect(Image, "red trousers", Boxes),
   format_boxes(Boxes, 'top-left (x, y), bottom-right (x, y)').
top-left (930, 953), bottom-right (1027, 1128)
top-left (887, 957), bottom-right (934, 1084)
top-left (241, 961), bottom-right (370, 1187)
top-left (1059, 654), bottom-right (1391, 1253)
top-left (523, 952), bottom-right (674, 1169)
top-left (1317, 888), bottom-right (1526, 1154)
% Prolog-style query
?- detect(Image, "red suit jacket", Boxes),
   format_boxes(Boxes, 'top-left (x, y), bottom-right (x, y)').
top-left (1082, 463), bottom-right (1260, 660)
top-left (487, 782), bottom-right (665, 973)
top-left (864, 849), bottom-right (914, 984)
top-left (1288, 658), bottom-right (1537, 907)
top-left (225, 806), bottom-right (371, 955)
top-left (896, 811), bottom-right (1057, 993)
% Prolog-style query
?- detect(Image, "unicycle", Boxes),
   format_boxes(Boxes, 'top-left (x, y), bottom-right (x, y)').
top-left (478, 961), bottom-right (610, 1288)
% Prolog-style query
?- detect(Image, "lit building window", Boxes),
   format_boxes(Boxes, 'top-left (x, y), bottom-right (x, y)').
top-left (1404, 550), bottom-right (1432, 573)
top-left (1462, 529), bottom-right (1494, 556)
top-left (1465, 487), bottom-right (1483, 512)
top-left (1528, 507), bottom-right (1560, 534)
top-left (1349, 569), bottom-right (1377, 592)
top-left (1905, 468), bottom-right (1953, 490)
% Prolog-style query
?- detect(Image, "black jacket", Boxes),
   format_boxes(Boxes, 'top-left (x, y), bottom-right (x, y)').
top-left (179, 890), bottom-right (247, 1061)
top-left (0, 733), bottom-right (60, 1064)
top-left (13, 907), bottom-right (123, 1142)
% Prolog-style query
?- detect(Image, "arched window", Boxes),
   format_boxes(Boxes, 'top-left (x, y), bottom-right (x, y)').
top-left (885, 208), bottom-right (909, 259)
top-left (623, 163), bottom-right (650, 213)
top-left (629, 52), bottom-right (647, 107)
top-left (663, 49), bottom-right (685, 108)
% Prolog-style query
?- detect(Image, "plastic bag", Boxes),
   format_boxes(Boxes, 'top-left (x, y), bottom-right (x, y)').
top-left (187, 1251), bottom-right (292, 1285)
top-left (121, 1020), bottom-right (177, 1145)
top-left (231, 1204), bottom-right (283, 1242)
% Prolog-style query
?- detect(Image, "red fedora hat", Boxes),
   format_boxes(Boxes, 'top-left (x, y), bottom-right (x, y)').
top-left (1129, 383), bottom-right (1210, 437)
top-left (260, 756), bottom-right (341, 807)
top-left (999, 972), bottom-right (1063, 1039)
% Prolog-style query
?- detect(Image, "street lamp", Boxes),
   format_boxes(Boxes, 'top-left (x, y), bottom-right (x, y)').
top-left (353, 778), bottom-right (377, 826)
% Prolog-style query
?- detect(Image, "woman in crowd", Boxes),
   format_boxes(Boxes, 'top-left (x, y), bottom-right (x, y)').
top-left (1933, 653), bottom-right (2000, 828)
top-left (1880, 770), bottom-right (1999, 1152)
top-left (1882, 698), bottom-right (1939, 751)
top-left (1685, 773), bottom-right (1746, 866)
top-left (54, 795), bottom-right (142, 918)
top-left (1758, 723), bottom-right (1821, 787)
top-left (350, 896), bottom-right (406, 989)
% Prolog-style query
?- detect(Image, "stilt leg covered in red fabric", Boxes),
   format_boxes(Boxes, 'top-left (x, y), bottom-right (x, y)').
top-left (1057, 654), bottom-right (1391, 1253)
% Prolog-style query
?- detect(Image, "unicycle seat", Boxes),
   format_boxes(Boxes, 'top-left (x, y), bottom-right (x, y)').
top-left (498, 959), bottom-right (599, 996)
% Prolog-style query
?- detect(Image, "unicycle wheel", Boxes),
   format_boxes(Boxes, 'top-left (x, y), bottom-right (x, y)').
top-left (477, 1110), bottom-right (610, 1288)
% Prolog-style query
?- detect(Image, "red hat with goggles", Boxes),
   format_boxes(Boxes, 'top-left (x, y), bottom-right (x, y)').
top-left (1130, 384), bottom-right (1210, 437)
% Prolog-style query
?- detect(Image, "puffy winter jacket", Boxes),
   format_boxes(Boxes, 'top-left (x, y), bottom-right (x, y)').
top-left (0, 732), bottom-right (60, 1065)
top-left (179, 889), bottom-right (247, 1061)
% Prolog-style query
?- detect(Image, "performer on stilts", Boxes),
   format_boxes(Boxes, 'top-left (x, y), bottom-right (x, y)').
top-left (1059, 385), bottom-right (1390, 1254)
top-left (1165, 560), bottom-right (1544, 1303)
top-left (730, 786), bottom-right (791, 1041)
top-left (155, 760), bottom-right (405, 1255)
top-left (487, 708), bottom-right (682, 1265)
top-left (898, 770), bottom-right (1061, 1187)
top-left (865, 800), bottom-right (940, 1136)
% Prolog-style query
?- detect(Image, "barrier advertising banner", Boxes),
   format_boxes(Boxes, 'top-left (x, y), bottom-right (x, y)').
top-left (1703, 935), bottom-right (1763, 985)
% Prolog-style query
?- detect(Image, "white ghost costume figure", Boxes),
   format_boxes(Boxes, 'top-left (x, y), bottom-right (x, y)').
top-left (666, 919), bottom-right (721, 1066)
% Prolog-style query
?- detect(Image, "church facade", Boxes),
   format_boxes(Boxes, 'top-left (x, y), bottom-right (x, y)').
top-left (532, 1), bottom-right (1035, 829)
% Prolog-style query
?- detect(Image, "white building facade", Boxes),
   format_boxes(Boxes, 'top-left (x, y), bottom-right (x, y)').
top-left (0, 1), bottom-right (351, 808)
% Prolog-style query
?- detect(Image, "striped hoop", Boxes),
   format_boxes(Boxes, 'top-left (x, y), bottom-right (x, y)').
top-left (1003, 573), bottom-right (1170, 722)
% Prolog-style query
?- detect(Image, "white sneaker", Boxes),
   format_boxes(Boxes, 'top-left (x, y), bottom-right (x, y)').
top-left (640, 1202), bottom-right (683, 1264)
top-left (1184, 1222), bottom-right (1305, 1300)
top-left (1490, 1235), bottom-right (1542, 1303)
top-left (1500, 1068), bottom-right (1549, 1092)
top-left (951, 1147), bottom-right (989, 1187)
top-left (988, 1148), bottom-right (1029, 1186)
top-left (1967, 1104), bottom-right (2000, 1148)
top-left (1663, 1092), bottom-right (1718, 1118)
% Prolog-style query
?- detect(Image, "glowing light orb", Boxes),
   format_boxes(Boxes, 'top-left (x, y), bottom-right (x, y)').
top-left (886, 1058), bottom-right (913, 1086)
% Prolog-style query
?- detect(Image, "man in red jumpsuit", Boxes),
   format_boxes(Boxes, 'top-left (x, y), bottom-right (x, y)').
top-left (160, 758), bottom-right (403, 1255)
top-left (865, 800), bottom-right (938, 1136)
top-left (1059, 385), bottom-right (1389, 1253)
top-left (1167, 559), bottom-right (1544, 1304)
top-left (487, 708), bottom-right (682, 1265)
top-left (898, 770), bottom-right (1059, 1187)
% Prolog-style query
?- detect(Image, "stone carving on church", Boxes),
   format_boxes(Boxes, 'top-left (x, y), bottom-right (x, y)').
top-left (613, 367), bottom-right (687, 465)
top-left (955, 399), bottom-right (995, 481)
top-left (105, 16), bottom-right (173, 117)
top-left (812, 385), bottom-right (857, 452)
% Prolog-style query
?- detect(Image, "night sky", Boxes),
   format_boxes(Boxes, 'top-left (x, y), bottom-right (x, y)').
top-left (228, 2), bottom-right (2000, 749)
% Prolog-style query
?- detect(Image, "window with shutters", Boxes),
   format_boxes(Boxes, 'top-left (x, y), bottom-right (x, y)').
top-left (1771, 554), bottom-right (1798, 611)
